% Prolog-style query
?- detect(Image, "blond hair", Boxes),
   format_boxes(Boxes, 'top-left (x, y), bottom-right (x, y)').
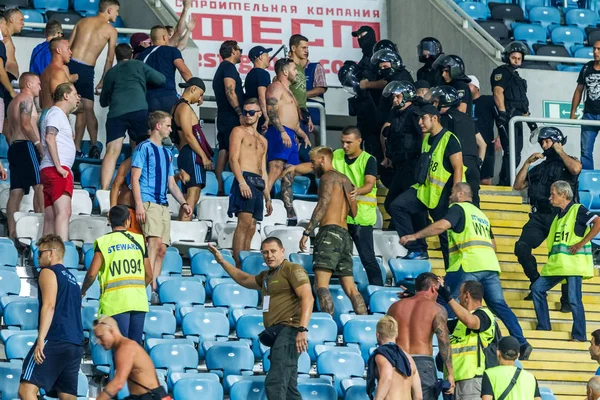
top-left (308, 146), bottom-right (333, 160)
top-left (36, 234), bottom-right (65, 259)
top-left (377, 315), bottom-right (398, 340)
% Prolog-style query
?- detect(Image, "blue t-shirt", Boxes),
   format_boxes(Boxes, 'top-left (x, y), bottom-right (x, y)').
top-left (245, 67), bottom-right (271, 100)
top-left (212, 60), bottom-right (244, 132)
top-left (0, 41), bottom-right (7, 99)
top-left (138, 45), bottom-right (183, 97)
top-left (30, 41), bottom-right (52, 76)
top-left (596, 366), bottom-right (600, 375)
top-left (132, 139), bottom-right (174, 205)
top-left (38, 264), bottom-right (83, 345)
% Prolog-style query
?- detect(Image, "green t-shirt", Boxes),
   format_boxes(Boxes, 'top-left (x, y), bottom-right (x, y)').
top-left (289, 62), bottom-right (307, 109)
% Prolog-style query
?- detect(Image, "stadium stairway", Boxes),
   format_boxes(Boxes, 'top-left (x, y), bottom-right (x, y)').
top-left (378, 184), bottom-right (597, 400)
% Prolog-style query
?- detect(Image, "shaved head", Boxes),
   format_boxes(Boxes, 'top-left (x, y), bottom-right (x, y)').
top-left (454, 182), bottom-right (472, 197)
top-left (588, 376), bottom-right (600, 400)
top-left (150, 25), bottom-right (168, 44)
top-left (93, 315), bottom-right (122, 349)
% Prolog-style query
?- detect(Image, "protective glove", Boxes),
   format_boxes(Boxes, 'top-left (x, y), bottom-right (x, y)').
top-left (437, 282), bottom-right (453, 303)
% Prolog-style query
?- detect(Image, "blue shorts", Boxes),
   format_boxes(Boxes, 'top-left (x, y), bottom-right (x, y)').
top-left (228, 171), bottom-right (265, 221)
top-left (265, 125), bottom-right (299, 165)
top-left (106, 110), bottom-right (149, 144)
top-left (178, 144), bottom-right (206, 191)
top-left (68, 59), bottom-right (95, 101)
top-left (21, 339), bottom-right (84, 396)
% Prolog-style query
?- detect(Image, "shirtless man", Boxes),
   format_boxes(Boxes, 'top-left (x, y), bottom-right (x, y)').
top-left (5, 73), bottom-right (44, 238)
top-left (387, 272), bottom-right (455, 399)
top-left (40, 38), bottom-right (76, 110)
top-left (266, 58), bottom-right (311, 222)
top-left (228, 98), bottom-right (272, 266)
top-left (171, 77), bottom-right (213, 221)
top-left (298, 146), bottom-right (367, 316)
top-left (368, 316), bottom-right (423, 400)
top-left (1, 9), bottom-right (24, 132)
top-left (68, 0), bottom-right (119, 158)
top-left (93, 316), bottom-right (171, 400)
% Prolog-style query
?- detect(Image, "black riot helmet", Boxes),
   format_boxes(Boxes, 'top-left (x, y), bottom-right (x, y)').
top-left (373, 39), bottom-right (399, 54)
top-left (383, 81), bottom-right (416, 108)
top-left (430, 85), bottom-right (460, 108)
top-left (338, 61), bottom-right (362, 95)
top-left (535, 126), bottom-right (567, 146)
top-left (418, 37), bottom-right (443, 64)
top-left (432, 54), bottom-right (468, 81)
top-left (371, 49), bottom-right (404, 70)
top-left (502, 41), bottom-right (529, 64)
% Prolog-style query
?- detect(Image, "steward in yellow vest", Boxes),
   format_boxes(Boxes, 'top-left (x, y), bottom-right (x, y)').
top-left (81, 205), bottom-right (152, 344)
top-left (481, 336), bottom-right (542, 400)
top-left (402, 182), bottom-right (533, 360)
top-left (531, 181), bottom-right (600, 342)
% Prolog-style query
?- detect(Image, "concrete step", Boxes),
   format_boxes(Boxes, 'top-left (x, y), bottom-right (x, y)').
top-left (426, 239), bottom-right (544, 255)
top-left (480, 193), bottom-right (523, 204)
top-left (527, 338), bottom-right (591, 352)
top-left (500, 279), bottom-right (599, 293)
top-left (538, 383), bottom-right (585, 397)
top-left (503, 290), bottom-right (600, 305)
top-left (481, 202), bottom-right (530, 213)
top-left (480, 185), bottom-right (519, 193)
top-left (523, 360), bottom-right (597, 372)
top-left (428, 250), bottom-right (546, 263)
top-left (498, 319), bottom-right (600, 334)
top-left (512, 308), bottom-right (600, 322)
top-left (533, 370), bottom-right (591, 383)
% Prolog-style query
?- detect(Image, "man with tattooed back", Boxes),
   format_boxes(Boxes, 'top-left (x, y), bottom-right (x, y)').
top-left (299, 146), bottom-right (367, 316)
top-left (388, 272), bottom-right (455, 399)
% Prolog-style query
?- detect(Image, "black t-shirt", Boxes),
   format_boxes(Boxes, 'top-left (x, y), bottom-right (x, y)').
top-left (417, 65), bottom-right (444, 88)
top-left (451, 79), bottom-right (473, 116)
top-left (441, 109), bottom-right (478, 159)
top-left (245, 67), bottom-right (271, 100)
top-left (473, 95), bottom-right (496, 148)
top-left (345, 153), bottom-right (377, 176)
top-left (212, 60), bottom-right (244, 131)
top-left (447, 308), bottom-right (491, 333)
top-left (557, 202), bottom-right (597, 237)
top-left (577, 61), bottom-right (600, 114)
top-left (428, 129), bottom-right (462, 174)
top-left (444, 203), bottom-right (495, 237)
top-left (138, 45), bottom-right (183, 97)
top-left (481, 370), bottom-right (541, 398)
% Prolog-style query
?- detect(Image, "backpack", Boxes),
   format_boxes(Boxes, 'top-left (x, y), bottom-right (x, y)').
top-left (478, 320), bottom-right (502, 369)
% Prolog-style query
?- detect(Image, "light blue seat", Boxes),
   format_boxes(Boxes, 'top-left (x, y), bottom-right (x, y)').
top-left (293, 176), bottom-right (311, 195)
top-left (231, 308), bottom-right (262, 327)
top-left (317, 349), bottom-right (365, 397)
top-left (0, 134), bottom-right (7, 158)
top-left (0, 242), bottom-right (19, 267)
top-left (150, 342), bottom-right (199, 378)
top-left (236, 314), bottom-right (265, 359)
top-left (230, 380), bottom-right (266, 400)
top-left (201, 171), bottom-right (219, 196)
top-left (263, 349), bottom-right (311, 374)
top-left (573, 46), bottom-right (593, 58)
top-left (565, 8), bottom-right (597, 29)
top-left (513, 23), bottom-right (548, 51)
top-left (578, 170), bottom-right (600, 211)
top-left (144, 308), bottom-right (176, 339)
top-left (224, 174), bottom-right (235, 196)
top-left (316, 285), bottom-right (354, 331)
top-left (145, 337), bottom-right (194, 353)
top-left (73, 0), bottom-right (100, 15)
top-left (33, 0), bottom-right (69, 11)
top-left (181, 310), bottom-right (229, 357)
top-left (369, 290), bottom-right (398, 314)
top-left (0, 361), bottom-right (22, 400)
top-left (289, 253), bottom-right (314, 274)
top-left (388, 259), bottom-right (432, 288)
top-left (551, 26), bottom-right (585, 55)
top-left (307, 313), bottom-right (338, 361)
top-left (212, 282), bottom-right (258, 312)
top-left (528, 6), bottom-right (560, 28)
top-left (3, 298), bottom-right (39, 331)
top-left (458, 1), bottom-right (489, 19)
top-left (206, 277), bottom-right (234, 297)
top-left (298, 382), bottom-right (338, 400)
top-left (201, 340), bottom-right (251, 357)
top-left (91, 341), bottom-right (113, 374)
top-left (5, 331), bottom-right (36, 360)
top-left (161, 250), bottom-right (183, 276)
top-left (158, 278), bottom-right (206, 325)
top-left (343, 317), bottom-right (378, 363)
top-left (72, 271), bottom-right (100, 301)
top-left (81, 303), bottom-right (98, 339)
top-left (540, 386), bottom-right (556, 400)
top-left (557, 64), bottom-right (583, 72)
top-left (523, 0), bottom-right (548, 12)
top-left (344, 383), bottom-right (368, 400)
top-left (206, 344), bottom-right (255, 385)
top-left (241, 254), bottom-right (269, 276)
top-left (191, 251), bottom-right (233, 279)
top-left (0, 268), bottom-right (20, 298)
top-left (80, 164), bottom-right (101, 196)
top-left (169, 371), bottom-right (218, 388)
top-left (173, 376), bottom-right (224, 400)
top-left (21, 9), bottom-right (45, 29)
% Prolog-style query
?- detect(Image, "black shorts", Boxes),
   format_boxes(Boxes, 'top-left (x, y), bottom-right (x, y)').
top-left (228, 171), bottom-right (265, 221)
top-left (8, 140), bottom-right (41, 193)
top-left (178, 144), bottom-right (206, 191)
top-left (124, 386), bottom-right (170, 400)
top-left (106, 110), bottom-right (149, 144)
top-left (480, 148), bottom-right (495, 180)
top-left (313, 225), bottom-right (354, 277)
top-left (21, 340), bottom-right (84, 396)
top-left (68, 59), bottom-right (95, 101)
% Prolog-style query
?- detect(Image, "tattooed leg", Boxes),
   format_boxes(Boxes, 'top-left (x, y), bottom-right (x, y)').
top-left (316, 287), bottom-right (334, 315)
top-left (267, 160), bottom-right (283, 197)
top-left (281, 165), bottom-right (296, 219)
top-left (340, 276), bottom-right (368, 315)
top-left (350, 294), bottom-right (368, 315)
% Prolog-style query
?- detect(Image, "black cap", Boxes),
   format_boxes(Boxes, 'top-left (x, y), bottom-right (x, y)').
top-left (415, 80), bottom-right (431, 90)
top-left (498, 336), bottom-right (520, 359)
top-left (248, 46), bottom-right (273, 62)
top-left (179, 77), bottom-right (206, 92)
top-left (416, 104), bottom-right (440, 117)
top-left (352, 26), bottom-right (374, 37)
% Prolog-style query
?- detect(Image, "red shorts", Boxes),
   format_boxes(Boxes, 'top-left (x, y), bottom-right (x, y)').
top-left (40, 166), bottom-right (74, 208)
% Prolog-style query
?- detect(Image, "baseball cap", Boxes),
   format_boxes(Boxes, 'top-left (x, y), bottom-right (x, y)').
top-left (352, 26), bottom-right (374, 37)
top-left (498, 336), bottom-right (520, 359)
top-left (416, 104), bottom-right (440, 117)
top-left (130, 32), bottom-right (150, 49)
top-left (468, 75), bottom-right (480, 90)
top-left (248, 46), bottom-right (273, 62)
top-left (179, 77), bottom-right (206, 92)
top-left (415, 79), bottom-right (431, 90)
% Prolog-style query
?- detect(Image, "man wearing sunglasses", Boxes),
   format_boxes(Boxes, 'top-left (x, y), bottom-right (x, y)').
top-left (228, 97), bottom-right (272, 265)
top-left (29, 20), bottom-right (63, 76)
top-left (19, 234), bottom-right (84, 400)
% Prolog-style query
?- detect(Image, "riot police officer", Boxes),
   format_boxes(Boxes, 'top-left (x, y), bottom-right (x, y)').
top-left (491, 41), bottom-right (536, 186)
top-left (433, 54), bottom-right (473, 115)
top-left (417, 37), bottom-right (444, 87)
top-left (433, 86), bottom-right (487, 207)
top-left (513, 127), bottom-right (581, 310)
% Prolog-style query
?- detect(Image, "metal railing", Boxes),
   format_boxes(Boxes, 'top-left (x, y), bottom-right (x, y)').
top-left (307, 103), bottom-right (327, 146)
top-left (508, 115), bottom-right (600, 185)
top-left (22, 22), bottom-right (147, 34)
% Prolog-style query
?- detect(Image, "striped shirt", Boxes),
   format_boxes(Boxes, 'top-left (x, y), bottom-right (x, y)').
top-left (131, 139), bottom-right (174, 205)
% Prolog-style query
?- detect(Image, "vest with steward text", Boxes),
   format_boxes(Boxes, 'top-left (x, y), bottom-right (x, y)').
top-left (542, 203), bottom-right (593, 279)
top-left (447, 202), bottom-right (500, 273)
top-left (95, 231), bottom-right (149, 316)
top-left (332, 149), bottom-right (377, 226)
top-left (485, 365), bottom-right (538, 400)
top-left (451, 307), bottom-right (495, 381)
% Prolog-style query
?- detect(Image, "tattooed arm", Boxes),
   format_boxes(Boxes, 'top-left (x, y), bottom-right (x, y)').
top-left (305, 172), bottom-right (334, 235)
top-left (19, 98), bottom-right (41, 145)
top-left (224, 77), bottom-right (242, 117)
top-left (343, 176), bottom-right (358, 218)
top-left (266, 83), bottom-right (292, 147)
top-left (433, 306), bottom-right (454, 392)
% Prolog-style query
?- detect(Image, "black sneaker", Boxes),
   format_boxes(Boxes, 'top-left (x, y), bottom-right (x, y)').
top-left (560, 303), bottom-right (572, 313)
top-left (76, 150), bottom-right (85, 158)
top-left (402, 251), bottom-right (429, 260)
top-left (524, 292), bottom-right (533, 301)
top-left (89, 145), bottom-right (101, 159)
top-left (519, 343), bottom-right (533, 360)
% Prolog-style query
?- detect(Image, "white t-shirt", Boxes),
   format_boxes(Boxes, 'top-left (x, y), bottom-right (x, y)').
top-left (40, 106), bottom-right (76, 170)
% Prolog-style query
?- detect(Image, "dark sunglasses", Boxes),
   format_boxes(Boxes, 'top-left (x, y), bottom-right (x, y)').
top-left (242, 109), bottom-right (260, 116)
top-left (37, 248), bottom-right (56, 257)
top-left (92, 319), bottom-right (109, 327)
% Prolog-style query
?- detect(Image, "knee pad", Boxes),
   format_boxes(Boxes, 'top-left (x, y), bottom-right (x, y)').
top-left (514, 240), bottom-right (532, 258)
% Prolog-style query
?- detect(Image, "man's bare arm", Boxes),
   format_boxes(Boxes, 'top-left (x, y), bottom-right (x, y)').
top-left (266, 85), bottom-right (285, 134)
top-left (344, 177), bottom-right (358, 218)
top-left (96, 343), bottom-right (135, 399)
top-left (45, 127), bottom-right (63, 168)
top-left (493, 86), bottom-right (506, 112)
top-left (257, 86), bottom-right (269, 125)
top-left (19, 98), bottom-right (40, 144)
top-left (82, 252), bottom-right (102, 296)
top-left (131, 167), bottom-right (143, 209)
top-left (110, 159), bottom-right (130, 207)
top-left (224, 77), bottom-right (242, 116)
top-left (100, 29), bottom-right (118, 84)
top-left (571, 84), bottom-right (584, 118)
top-left (228, 128), bottom-right (245, 184)
top-left (169, 0), bottom-right (191, 47)
top-left (374, 355), bottom-right (394, 400)
top-left (305, 173), bottom-right (335, 234)
top-left (173, 59), bottom-right (193, 82)
top-left (449, 152), bottom-right (464, 186)
top-left (415, 219), bottom-right (452, 240)
top-left (433, 307), bottom-right (453, 379)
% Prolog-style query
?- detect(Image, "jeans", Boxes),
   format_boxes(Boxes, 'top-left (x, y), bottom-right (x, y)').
top-left (348, 224), bottom-right (383, 286)
top-left (581, 113), bottom-right (600, 170)
top-left (112, 311), bottom-right (146, 344)
top-left (265, 326), bottom-right (301, 400)
top-left (532, 275), bottom-right (586, 341)
top-left (443, 269), bottom-right (528, 346)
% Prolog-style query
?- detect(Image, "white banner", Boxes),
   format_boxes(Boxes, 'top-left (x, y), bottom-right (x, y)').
top-left (168, 0), bottom-right (387, 85)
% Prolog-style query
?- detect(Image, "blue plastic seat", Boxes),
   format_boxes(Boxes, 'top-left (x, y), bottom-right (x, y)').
top-left (33, 0), bottom-right (69, 11)
top-left (343, 317), bottom-right (378, 363)
top-left (317, 285), bottom-right (354, 331)
top-left (289, 253), bottom-right (314, 274)
top-left (317, 349), bottom-right (365, 396)
top-left (293, 176), bottom-right (311, 195)
top-left (241, 253), bottom-right (269, 276)
top-left (523, 0), bottom-right (549, 11)
top-left (161, 250), bottom-right (183, 276)
top-left (230, 380), bottom-right (266, 400)
top-left (306, 313), bottom-right (338, 361)
top-left (388, 259), bottom-right (432, 288)
top-left (33, 242), bottom-right (79, 269)
top-left (0, 268), bottom-right (20, 297)
top-left (201, 172), bottom-right (218, 196)
top-left (144, 308), bottom-right (176, 339)
top-left (513, 23), bottom-right (548, 51)
top-left (557, 64), bottom-right (583, 72)
top-left (565, 8), bottom-right (597, 29)
top-left (574, 46), bottom-right (593, 58)
top-left (181, 310), bottom-right (229, 357)
top-left (80, 163), bottom-right (101, 196)
top-left (263, 350), bottom-right (311, 374)
top-left (158, 278), bottom-right (206, 324)
top-left (0, 241), bottom-right (18, 267)
top-left (458, 1), bottom-right (489, 19)
top-left (73, 271), bottom-right (100, 301)
top-left (212, 283), bottom-right (259, 311)
top-left (21, 9), bottom-right (45, 29)
top-left (236, 314), bottom-right (265, 359)
top-left (191, 251), bottom-right (234, 278)
top-left (173, 377), bottom-right (224, 400)
top-left (73, 0), bottom-right (100, 15)
top-left (579, 171), bottom-right (600, 210)
top-left (369, 290), bottom-right (399, 314)
top-left (224, 174), bottom-right (235, 196)
top-left (528, 6), bottom-right (561, 28)
top-left (0, 361), bottom-right (22, 400)
top-left (5, 331), bottom-right (36, 360)
top-left (298, 382), bottom-right (337, 400)
top-left (81, 303), bottom-right (98, 338)
top-left (91, 342), bottom-right (113, 374)
top-left (112, 15), bottom-right (125, 28)
top-left (206, 344), bottom-right (255, 383)
top-left (150, 342), bottom-right (199, 376)
top-left (540, 386), bottom-right (557, 400)
top-left (0, 134), bottom-right (7, 158)
top-left (551, 26), bottom-right (585, 55)
top-left (3, 298), bottom-right (39, 330)
top-left (344, 383), bottom-right (368, 400)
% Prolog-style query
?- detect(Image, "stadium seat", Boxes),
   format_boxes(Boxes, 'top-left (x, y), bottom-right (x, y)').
top-left (292, 200), bottom-right (316, 226)
top-left (262, 349), bottom-right (311, 374)
top-left (33, 0), bottom-right (69, 11)
top-left (523, 0), bottom-right (549, 11)
top-left (91, 341), bottom-right (113, 374)
top-left (167, 194), bottom-right (183, 217)
top-left (158, 278), bottom-right (206, 324)
top-left (458, 1), bottom-right (489, 19)
top-left (71, 188), bottom-right (95, 214)
top-left (231, 308), bottom-right (262, 326)
top-left (21, 9), bottom-right (45, 29)
top-left (144, 308), bottom-right (176, 339)
top-left (289, 252), bottom-right (314, 274)
top-left (556, 64), bottom-right (582, 71)
top-left (197, 197), bottom-right (235, 238)
top-left (343, 316), bottom-right (378, 363)
top-left (298, 382), bottom-right (337, 400)
top-left (0, 188), bottom-right (34, 213)
top-left (316, 285), bottom-right (354, 330)
top-left (551, 26), bottom-right (585, 55)
top-left (317, 349), bottom-right (365, 396)
top-left (173, 377), bottom-right (224, 400)
top-left (16, 214), bottom-right (44, 247)
top-left (47, 11), bottom-right (83, 26)
top-left (216, 223), bottom-right (261, 250)
top-left (150, 342), bottom-right (199, 377)
top-left (565, 8), bottom-right (597, 29)
top-left (491, 2), bottom-right (525, 21)
top-left (212, 283), bottom-right (259, 311)
top-left (389, 259), bottom-right (432, 288)
top-left (229, 379), bottom-right (266, 400)
top-left (206, 344), bottom-right (255, 383)
top-left (79, 164), bottom-right (101, 197)
top-left (95, 190), bottom-right (110, 215)
top-left (373, 230), bottom-right (403, 272)
top-left (574, 46), bottom-right (593, 58)
top-left (73, 271), bottom-right (100, 301)
top-left (0, 361), bottom-right (22, 400)
top-left (3, 298), bottom-right (39, 331)
top-left (223, 173), bottom-right (235, 195)
top-left (236, 314), bottom-right (265, 358)
top-left (533, 44), bottom-right (570, 57)
top-left (69, 217), bottom-right (111, 247)
top-left (73, 0), bottom-right (100, 15)
top-left (81, 303), bottom-right (98, 339)
top-left (477, 21), bottom-right (510, 41)
top-left (528, 6), bottom-right (561, 28)
top-left (201, 172), bottom-right (218, 196)
top-left (181, 310), bottom-right (229, 355)
top-left (0, 268), bottom-right (20, 297)
top-left (241, 253), bottom-right (269, 275)
top-left (5, 331), bottom-right (36, 360)
top-left (161, 250), bottom-right (183, 276)
top-left (0, 241), bottom-right (18, 267)
top-left (267, 227), bottom-right (304, 258)
top-left (307, 313), bottom-right (338, 361)
top-left (201, 340), bottom-right (252, 359)
top-left (513, 23), bottom-right (548, 51)
top-left (293, 176), bottom-right (311, 195)
top-left (344, 383), bottom-right (368, 400)
top-left (170, 221), bottom-right (209, 253)
top-left (260, 199), bottom-right (287, 227)
top-left (369, 289), bottom-right (398, 314)
top-left (191, 250), bottom-right (234, 278)
top-left (579, 170), bottom-right (600, 210)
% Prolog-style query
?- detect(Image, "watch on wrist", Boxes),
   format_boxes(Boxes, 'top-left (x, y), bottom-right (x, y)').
top-left (302, 230), bottom-right (310, 237)
top-left (298, 326), bottom-right (309, 332)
